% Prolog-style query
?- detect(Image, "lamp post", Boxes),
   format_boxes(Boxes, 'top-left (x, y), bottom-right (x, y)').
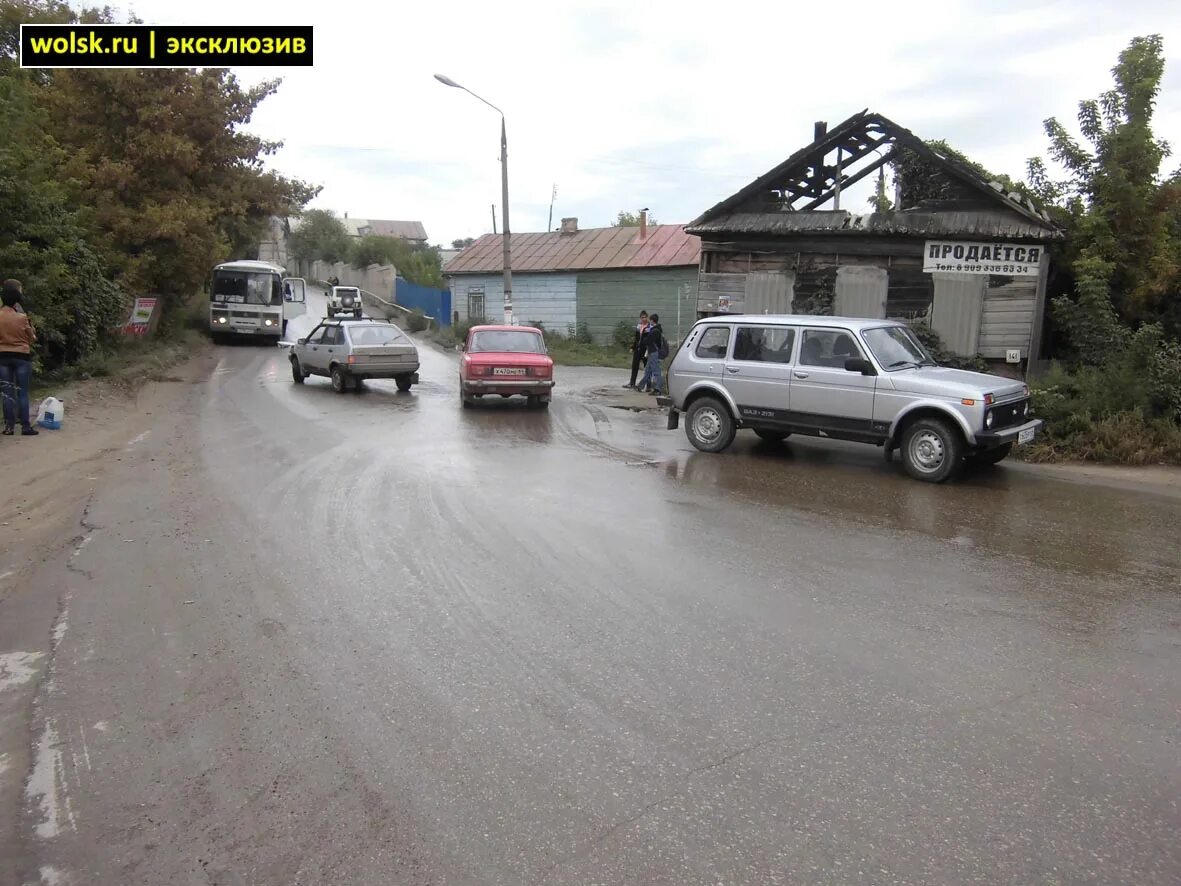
top-left (435, 73), bottom-right (513, 325)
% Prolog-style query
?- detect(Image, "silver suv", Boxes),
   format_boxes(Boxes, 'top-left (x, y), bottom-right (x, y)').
top-left (328, 286), bottom-right (363, 318)
top-left (658, 315), bottom-right (1043, 482)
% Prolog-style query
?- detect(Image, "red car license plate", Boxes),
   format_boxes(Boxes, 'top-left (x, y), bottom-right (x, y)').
top-left (493, 368), bottom-right (527, 376)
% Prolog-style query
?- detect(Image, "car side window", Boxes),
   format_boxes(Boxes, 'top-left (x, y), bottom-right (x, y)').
top-left (695, 326), bottom-right (730, 359)
top-left (800, 329), bottom-right (865, 368)
top-left (323, 327), bottom-right (342, 346)
top-left (306, 326), bottom-right (327, 344)
top-left (733, 326), bottom-right (796, 364)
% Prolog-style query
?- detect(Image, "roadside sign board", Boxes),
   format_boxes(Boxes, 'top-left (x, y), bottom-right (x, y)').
top-left (123, 296), bottom-right (159, 336)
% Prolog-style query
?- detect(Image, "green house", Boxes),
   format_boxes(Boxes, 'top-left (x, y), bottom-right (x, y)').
top-left (444, 214), bottom-right (701, 345)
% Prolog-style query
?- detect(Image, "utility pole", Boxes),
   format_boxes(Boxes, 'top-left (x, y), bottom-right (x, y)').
top-left (435, 73), bottom-right (512, 324)
top-left (548, 184), bottom-right (557, 233)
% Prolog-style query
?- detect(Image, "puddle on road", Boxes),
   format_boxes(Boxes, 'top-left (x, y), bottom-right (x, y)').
top-left (659, 439), bottom-right (1181, 587)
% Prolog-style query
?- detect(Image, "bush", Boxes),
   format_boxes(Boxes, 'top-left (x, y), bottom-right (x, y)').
top-left (905, 319), bottom-right (989, 372)
top-left (406, 308), bottom-right (428, 333)
top-left (612, 320), bottom-right (635, 350)
top-left (1148, 338), bottom-right (1181, 422)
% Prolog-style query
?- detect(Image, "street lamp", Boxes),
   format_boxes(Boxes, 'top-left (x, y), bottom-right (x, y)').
top-left (435, 73), bottom-right (513, 325)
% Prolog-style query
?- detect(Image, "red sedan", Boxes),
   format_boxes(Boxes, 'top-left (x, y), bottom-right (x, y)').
top-left (459, 325), bottom-right (555, 409)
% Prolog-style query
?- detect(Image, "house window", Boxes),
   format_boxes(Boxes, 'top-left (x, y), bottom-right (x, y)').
top-left (467, 285), bottom-right (486, 322)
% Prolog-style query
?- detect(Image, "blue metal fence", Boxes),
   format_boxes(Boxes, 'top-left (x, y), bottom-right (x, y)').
top-left (395, 278), bottom-right (452, 326)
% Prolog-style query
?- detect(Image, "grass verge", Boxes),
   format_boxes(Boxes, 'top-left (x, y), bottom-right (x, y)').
top-left (429, 322), bottom-right (632, 368)
top-left (31, 297), bottom-right (212, 401)
top-left (1013, 412), bottom-right (1181, 466)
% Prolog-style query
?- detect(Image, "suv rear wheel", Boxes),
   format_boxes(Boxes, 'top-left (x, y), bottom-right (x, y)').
top-left (685, 396), bottom-right (736, 453)
top-left (900, 416), bottom-right (963, 482)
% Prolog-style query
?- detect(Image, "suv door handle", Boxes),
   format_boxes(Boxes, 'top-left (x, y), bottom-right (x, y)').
top-left (726, 366), bottom-right (740, 374)
top-left (793, 371), bottom-right (809, 379)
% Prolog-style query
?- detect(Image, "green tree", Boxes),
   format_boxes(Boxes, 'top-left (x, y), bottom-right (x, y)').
top-left (348, 235), bottom-right (444, 288)
top-left (1028, 33), bottom-right (1180, 333)
top-left (289, 209), bottom-right (352, 264)
top-left (40, 65), bottom-right (317, 303)
top-left (451, 237), bottom-right (475, 249)
top-left (868, 166), bottom-right (893, 212)
top-left (612, 209), bottom-right (657, 226)
top-left (0, 66), bottom-right (124, 369)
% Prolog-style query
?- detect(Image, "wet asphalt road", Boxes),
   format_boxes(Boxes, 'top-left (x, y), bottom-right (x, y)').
top-left (8, 295), bottom-right (1181, 884)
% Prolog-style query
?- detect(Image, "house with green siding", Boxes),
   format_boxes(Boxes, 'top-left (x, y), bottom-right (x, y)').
top-left (444, 215), bottom-right (701, 345)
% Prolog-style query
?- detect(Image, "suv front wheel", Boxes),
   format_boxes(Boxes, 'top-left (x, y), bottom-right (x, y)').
top-left (900, 416), bottom-right (963, 483)
top-left (685, 396), bottom-right (736, 453)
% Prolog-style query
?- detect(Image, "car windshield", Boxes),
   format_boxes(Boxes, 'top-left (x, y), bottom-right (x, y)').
top-left (862, 326), bottom-right (937, 369)
top-left (212, 270), bottom-right (280, 306)
top-left (348, 325), bottom-right (408, 346)
top-left (468, 330), bottom-right (545, 353)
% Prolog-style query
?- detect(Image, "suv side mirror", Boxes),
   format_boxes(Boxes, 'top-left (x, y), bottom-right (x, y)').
top-left (845, 357), bottom-right (875, 375)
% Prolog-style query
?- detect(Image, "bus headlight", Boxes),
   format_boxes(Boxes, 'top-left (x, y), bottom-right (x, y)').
top-left (264, 318), bottom-right (273, 327)
top-left (217, 316), bottom-right (227, 324)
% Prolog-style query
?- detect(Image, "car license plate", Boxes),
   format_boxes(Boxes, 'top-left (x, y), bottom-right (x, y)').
top-left (1018, 427), bottom-right (1035, 445)
top-left (493, 368), bottom-right (526, 376)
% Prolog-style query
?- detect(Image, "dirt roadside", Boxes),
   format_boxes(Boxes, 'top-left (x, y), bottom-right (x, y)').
top-left (0, 344), bottom-right (220, 603)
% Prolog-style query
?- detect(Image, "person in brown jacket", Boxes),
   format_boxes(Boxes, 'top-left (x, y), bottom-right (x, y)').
top-left (0, 279), bottom-right (38, 436)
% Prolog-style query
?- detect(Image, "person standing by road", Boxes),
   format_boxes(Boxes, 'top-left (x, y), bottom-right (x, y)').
top-left (623, 309), bottom-right (649, 389)
top-left (0, 280), bottom-right (38, 436)
top-left (637, 312), bottom-right (665, 396)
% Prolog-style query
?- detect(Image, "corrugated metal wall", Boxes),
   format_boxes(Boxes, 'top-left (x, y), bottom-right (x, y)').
top-left (576, 268), bottom-right (699, 344)
top-left (394, 279), bottom-right (452, 326)
top-left (449, 273), bottom-right (577, 329)
top-left (834, 266), bottom-right (888, 318)
top-left (979, 279), bottom-right (1036, 359)
top-left (743, 271), bottom-right (795, 314)
top-left (930, 273), bottom-right (986, 356)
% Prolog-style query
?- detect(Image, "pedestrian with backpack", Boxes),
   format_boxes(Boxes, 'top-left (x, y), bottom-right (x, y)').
top-left (637, 313), bottom-right (666, 396)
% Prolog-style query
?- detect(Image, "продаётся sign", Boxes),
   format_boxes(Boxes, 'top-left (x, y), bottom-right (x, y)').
top-left (923, 241), bottom-right (1042, 276)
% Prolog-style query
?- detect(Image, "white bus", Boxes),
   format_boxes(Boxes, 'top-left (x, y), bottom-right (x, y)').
top-left (209, 259), bottom-right (307, 342)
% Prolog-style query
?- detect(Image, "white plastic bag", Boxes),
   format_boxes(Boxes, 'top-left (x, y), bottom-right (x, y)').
top-left (36, 396), bottom-right (64, 430)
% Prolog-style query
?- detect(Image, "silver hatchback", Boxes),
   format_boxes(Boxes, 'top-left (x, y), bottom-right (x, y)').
top-left (287, 318), bottom-right (421, 394)
top-left (658, 315), bottom-right (1043, 482)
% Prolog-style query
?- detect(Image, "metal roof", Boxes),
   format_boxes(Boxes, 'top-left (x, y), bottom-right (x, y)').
top-left (287, 216), bottom-right (427, 240)
top-left (444, 224), bottom-right (701, 275)
top-left (358, 219), bottom-right (429, 240)
top-left (686, 209), bottom-right (1062, 240)
top-left (687, 110), bottom-right (1061, 235)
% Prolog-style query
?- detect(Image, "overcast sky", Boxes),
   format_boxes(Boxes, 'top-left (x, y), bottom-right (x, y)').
top-left (115, 0), bottom-right (1181, 246)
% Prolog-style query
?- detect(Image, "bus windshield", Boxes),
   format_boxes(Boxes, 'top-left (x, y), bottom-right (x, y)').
top-left (212, 270), bottom-right (280, 306)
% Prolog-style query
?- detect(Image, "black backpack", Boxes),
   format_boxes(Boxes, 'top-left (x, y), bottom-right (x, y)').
top-left (657, 328), bottom-right (669, 359)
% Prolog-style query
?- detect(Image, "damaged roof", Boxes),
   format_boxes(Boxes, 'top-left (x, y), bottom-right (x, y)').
top-left (444, 224), bottom-right (701, 275)
top-left (687, 209), bottom-right (1059, 240)
top-left (687, 110), bottom-right (1062, 239)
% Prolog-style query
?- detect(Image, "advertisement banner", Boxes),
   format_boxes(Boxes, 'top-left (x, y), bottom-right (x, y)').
top-left (923, 241), bottom-right (1042, 276)
top-left (124, 297), bottom-right (158, 335)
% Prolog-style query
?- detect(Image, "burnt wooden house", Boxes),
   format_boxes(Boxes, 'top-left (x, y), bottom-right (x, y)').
top-left (685, 111), bottom-right (1064, 370)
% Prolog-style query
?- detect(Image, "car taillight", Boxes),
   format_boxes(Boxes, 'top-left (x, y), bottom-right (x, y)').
top-left (469, 364), bottom-right (487, 376)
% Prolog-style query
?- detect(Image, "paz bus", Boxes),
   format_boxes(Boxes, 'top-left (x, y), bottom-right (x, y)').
top-left (209, 260), bottom-right (307, 342)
